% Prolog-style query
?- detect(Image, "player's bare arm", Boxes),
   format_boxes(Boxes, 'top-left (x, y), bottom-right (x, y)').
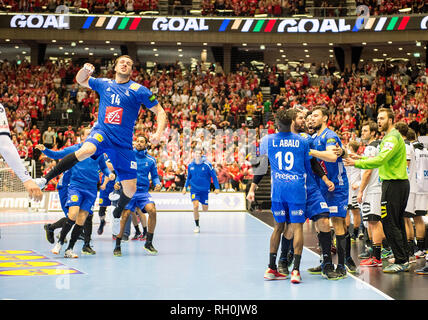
top-left (76, 63), bottom-right (95, 89)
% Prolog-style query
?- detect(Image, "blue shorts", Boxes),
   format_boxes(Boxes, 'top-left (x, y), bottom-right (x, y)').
top-left (99, 190), bottom-right (112, 207)
top-left (86, 128), bottom-right (137, 182)
top-left (191, 191), bottom-right (209, 206)
top-left (58, 187), bottom-right (69, 216)
top-left (271, 201), bottom-right (306, 224)
top-left (125, 192), bottom-right (154, 213)
top-left (306, 186), bottom-right (330, 220)
top-left (65, 186), bottom-right (97, 215)
top-left (323, 189), bottom-right (348, 218)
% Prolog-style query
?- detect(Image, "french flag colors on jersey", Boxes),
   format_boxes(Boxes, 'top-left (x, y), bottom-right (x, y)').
top-left (88, 77), bottom-right (158, 149)
top-left (259, 131), bottom-right (312, 204)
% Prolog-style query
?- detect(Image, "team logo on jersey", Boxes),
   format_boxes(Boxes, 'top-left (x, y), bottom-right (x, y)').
top-left (130, 161), bottom-right (137, 169)
top-left (106, 87), bottom-right (111, 92)
top-left (273, 210), bottom-right (286, 217)
top-left (191, 194), bottom-right (195, 199)
top-left (383, 142), bottom-right (394, 151)
top-left (129, 83), bottom-right (141, 91)
top-left (329, 206), bottom-right (338, 213)
top-left (104, 106), bottom-right (123, 125)
top-left (71, 195), bottom-right (79, 202)
top-left (291, 209), bottom-right (304, 216)
top-left (99, 198), bottom-right (103, 204)
top-left (320, 202), bottom-right (328, 209)
top-left (94, 133), bottom-right (104, 142)
top-left (149, 95), bottom-right (156, 102)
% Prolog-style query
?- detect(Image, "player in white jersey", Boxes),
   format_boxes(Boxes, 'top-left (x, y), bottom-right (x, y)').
top-left (395, 122), bottom-right (417, 262)
top-left (354, 121), bottom-right (386, 267)
top-left (0, 102), bottom-right (42, 201)
top-left (345, 140), bottom-right (363, 242)
top-left (404, 128), bottom-right (428, 263)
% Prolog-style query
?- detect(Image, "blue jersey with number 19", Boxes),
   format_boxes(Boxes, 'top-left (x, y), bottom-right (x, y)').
top-left (88, 77), bottom-right (158, 149)
top-left (260, 132), bottom-right (312, 204)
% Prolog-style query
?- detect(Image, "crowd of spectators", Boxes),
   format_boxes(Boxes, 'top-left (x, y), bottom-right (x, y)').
top-left (0, 55), bottom-right (426, 192)
top-left (0, 0), bottom-right (159, 14)
top-left (1, 0), bottom-right (427, 16)
top-left (355, 0), bottom-right (427, 16)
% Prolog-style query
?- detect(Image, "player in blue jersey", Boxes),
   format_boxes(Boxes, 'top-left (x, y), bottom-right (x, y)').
top-left (97, 158), bottom-right (116, 235)
top-left (285, 109), bottom-right (343, 280)
top-left (247, 108), bottom-right (315, 283)
top-left (309, 106), bottom-right (357, 277)
top-left (35, 55), bottom-right (167, 254)
top-left (183, 149), bottom-right (220, 233)
top-left (42, 169), bottom-right (71, 244)
top-left (43, 128), bottom-right (115, 258)
top-left (114, 135), bottom-right (161, 256)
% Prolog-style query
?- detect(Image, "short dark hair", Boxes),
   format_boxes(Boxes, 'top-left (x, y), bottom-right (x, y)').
top-left (406, 128), bottom-right (416, 141)
top-left (378, 107), bottom-right (394, 121)
top-left (395, 122), bottom-right (409, 137)
top-left (275, 108), bottom-right (293, 127)
top-left (362, 120), bottom-right (377, 133)
top-left (313, 106), bottom-right (330, 119)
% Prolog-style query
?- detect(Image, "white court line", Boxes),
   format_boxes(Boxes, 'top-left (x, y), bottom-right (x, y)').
top-left (245, 211), bottom-right (394, 300)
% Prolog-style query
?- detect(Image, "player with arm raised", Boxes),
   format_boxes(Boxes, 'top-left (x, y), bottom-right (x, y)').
top-left (35, 56), bottom-right (167, 255)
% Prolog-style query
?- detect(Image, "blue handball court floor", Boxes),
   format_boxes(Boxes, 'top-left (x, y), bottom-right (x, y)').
top-left (0, 210), bottom-right (392, 300)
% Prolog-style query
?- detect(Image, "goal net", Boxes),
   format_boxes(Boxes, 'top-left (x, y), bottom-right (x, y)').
top-left (0, 158), bottom-right (35, 193)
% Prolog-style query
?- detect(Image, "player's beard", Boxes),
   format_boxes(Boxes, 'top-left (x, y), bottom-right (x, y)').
top-left (378, 122), bottom-right (388, 132)
top-left (312, 122), bottom-right (322, 132)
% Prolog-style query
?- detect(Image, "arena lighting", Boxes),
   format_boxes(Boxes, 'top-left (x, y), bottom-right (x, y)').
top-left (51, 39), bottom-right (56, 42)
top-left (177, 42), bottom-right (181, 45)
top-left (5, 39), bottom-right (10, 42)
top-left (329, 43), bottom-right (333, 46)
top-left (59, 46), bottom-right (63, 50)
top-left (302, 43), bottom-right (307, 46)
top-left (399, 47), bottom-right (403, 50)
top-left (279, 49), bottom-right (284, 52)
top-left (84, 47), bottom-right (89, 50)
top-left (178, 48), bottom-right (182, 52)
top-left (110, 48), bottom-right (114, 50)
top-left (374, 48), bottom-right (378, 51)
top-left (71, 42), bottom-right (76, 46)
top-left (242, 43), bottom-right (247, 46)
top-left (150, 41), bottom-right (155, 44)
top-left (260, 45), bottom-right (265, 50)
top-left (14, 45), bottom-right (19, 49)
top-left (155, 53), bottom-right (159, 56)
top-left (399, 7), bottom-right (412, 12)
top-left (179, 54), bottom-right (183, 57)
top-left (414, 52), bottom-right (420, 57)
top-left (362, 42), bottom-right (367, 45)
top-left (388, 41), bottom-right (392, 44)
top-left (277, 43), bottom-right (281, 46)
top-left (89, 52), bottom-right (93, 55)
top-left (78, 40), bottom-right (83, 43)
top-left (105, 40), bottom-right (110, 44)
top-left (203, 43), bottom-right (207, 46)
top-left (416, 41), bottom-right (421, 46)
top-left (304, 49), bottom-right (308, 52)
top-left (153, 48), bottom-right (157, 51)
